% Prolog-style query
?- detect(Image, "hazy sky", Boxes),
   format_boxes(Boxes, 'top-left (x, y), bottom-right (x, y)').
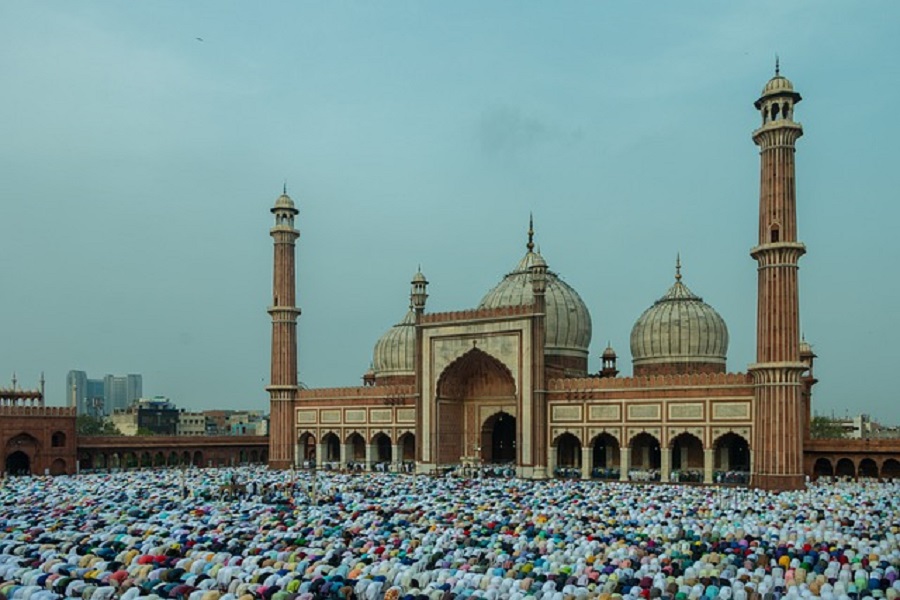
top-left (2, 2), bottom-right (898, 420)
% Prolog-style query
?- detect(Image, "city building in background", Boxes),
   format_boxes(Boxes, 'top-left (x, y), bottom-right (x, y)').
top-left (109, 396), bottom-right (178, 436)
top-left (177, 411), bottom-right (207, 436)
top-left (66, 371), bottom-right (142, 416)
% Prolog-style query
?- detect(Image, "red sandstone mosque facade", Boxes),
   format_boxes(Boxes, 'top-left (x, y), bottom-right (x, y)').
top-left (265, 69), bottom-right (890, 491)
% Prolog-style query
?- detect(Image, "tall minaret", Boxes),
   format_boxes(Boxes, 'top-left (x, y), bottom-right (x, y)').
top-left (749, 62), bottom-right (807, 491)
top-left (267, 187), bottom-right (300, 469)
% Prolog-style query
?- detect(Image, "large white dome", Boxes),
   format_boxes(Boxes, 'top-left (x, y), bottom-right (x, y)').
top-left (478, 250), bottom-right (592, 359)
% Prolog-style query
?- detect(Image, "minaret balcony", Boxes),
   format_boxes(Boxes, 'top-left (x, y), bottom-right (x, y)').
top-left (750, 241), bottom-right (805, 262)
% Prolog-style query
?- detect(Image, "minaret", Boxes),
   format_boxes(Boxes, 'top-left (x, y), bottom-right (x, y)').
top-left (267, 186), bottom-right (300, 469)
top-left (749, 63), bottom-right (807, 491)
top-left (412, 267), bottom-right (428, 466)
top-left (529, 225), bottom-right (548, 479)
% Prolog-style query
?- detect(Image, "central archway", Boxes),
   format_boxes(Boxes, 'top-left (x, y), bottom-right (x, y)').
top-left (481, 411), bottom-right (516, 463)
top-left (435, 347), bottom-right (517, 466)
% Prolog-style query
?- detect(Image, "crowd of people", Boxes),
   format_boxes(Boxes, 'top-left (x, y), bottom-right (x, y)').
top-left (0, 467), bottom-right (898, 600)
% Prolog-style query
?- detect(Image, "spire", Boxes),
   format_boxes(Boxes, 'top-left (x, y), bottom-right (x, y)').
top-left (526, 213), bottom-right (535, 253)
top-left (775, 55), bottom-right (780, 76)
top-left (675, 253), bottom-right (682, 282)
top-left (283, 180), bottom-right (287, 195)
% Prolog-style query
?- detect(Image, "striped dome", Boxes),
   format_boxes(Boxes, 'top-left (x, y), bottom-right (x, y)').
top-left (372, 308), bottom-right (415, 377)
top-left (479, 250), bottom-right (592, 358)
top-left (630, 267), bottom-right (728, 369)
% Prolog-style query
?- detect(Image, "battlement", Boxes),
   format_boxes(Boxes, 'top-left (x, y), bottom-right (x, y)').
top-left (0, 405), bottom-right (75, 417)
top-left (299, 384), bottom-right (416, 400)
top-left (420, 304), bottom-right (534, 325)
top-left (548, 371), bottom-right (752, 391)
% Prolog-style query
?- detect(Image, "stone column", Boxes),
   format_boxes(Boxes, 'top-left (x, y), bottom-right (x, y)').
top-left (704, 448), bottom-right (715, 484)
top-left (548, 446), bottom-right (557, 478)
top-left (315, 443), bottom-right (325, 468)
top-left (660, 446), bottom-right (671, 483)
top-left (581, 446), bottom-right (592, 480)
top-left (365, 444), bottom-right (375, 471)
top-left (620, 447), bottom-right (631, 481)
top-left (391, 444), bottom-right (401, 471)
top-left (340, 444), bottom-right (350, 469)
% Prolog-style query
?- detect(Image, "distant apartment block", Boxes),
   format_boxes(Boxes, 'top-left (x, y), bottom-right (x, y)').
top-left (66, 371), bottom-right (141, 416)
top-left (177, 411), bottom-right (207, 436)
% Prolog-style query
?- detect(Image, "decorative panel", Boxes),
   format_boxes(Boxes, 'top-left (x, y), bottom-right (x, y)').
top-left (396, 408), bottom-right (416, 423)
top-left (669, 403), bottom-right (704, 420)
top-left (345, 409), bottom-right (366, 424)
top-left (627, 404), bottom-right (661, 420)
top-left (712, 402), bottom-right (751, 420)
top-left (551, 405), bottom-right (583, 422)
top-left (589, 405), bottom-right (621, 421)
top-left (369, 408), bottom-right (393, 424)
top-left (296, 410), bottom-right (317, 425)
top-left (320, 409), bottom-right (341, 424)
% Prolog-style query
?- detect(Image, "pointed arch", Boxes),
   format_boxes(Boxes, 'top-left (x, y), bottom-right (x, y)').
top-left (669, 431), bottom-right (704, 471)
top-left (482, 411), bottom-right (517, 464)
top-left (858, 458), bottom-right (878, 479)
top-left (589, 432), bottom-right (620, 478)
top-left (371, 432), bottom-right (392, 464)
top-left (835, 457), bottom-right (855, 477)
top-left (435, 347), bottom-right (517, 466)
top-left (713, 432), bottom-right (750, 472)
top-left (813, 457), bottom-right (833, 479)
top-left (397, 431), bottom-right (416, 462)
top-left (298, 431), bottom-right (316, 464)
top-left (345, 432), bottom-right (366, 466)
top-left (882, 459), bottom-right (900, 479)
top-left (552, 432), bottom-right (581, 476)
top-left (628, 432), bottom-right (661, 478)
top-left (321, 432), bottom-right (341, 463)
top-left (436, 347), bottom-right (516, 400)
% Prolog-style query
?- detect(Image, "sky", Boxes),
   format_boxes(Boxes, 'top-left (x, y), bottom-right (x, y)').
top-left (1, 2), bottom-right (898, 420)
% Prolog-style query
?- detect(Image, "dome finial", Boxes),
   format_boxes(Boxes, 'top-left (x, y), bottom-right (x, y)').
top-left (675, 253), bottom-right (682, 282)
top-left (283, 180), bottom-right (287, 195)
top-left (775, 54), bottom-right (780, 76)
top-left (527, 213), bottom-right (535, 253)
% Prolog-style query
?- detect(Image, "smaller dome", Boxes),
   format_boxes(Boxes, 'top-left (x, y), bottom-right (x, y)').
top-left (372, 307), bottom-right (416, 377)
top-left (630, 261), bottom-right (729, 373)
top-left (762, 74), bottom-right (794, 95)
top-left (602, 344), bottom-right (617, 359)
top-left (272, 192), bottom-right (298, 214)
top-left (412, 269), bottom-right (427, 284)
top-left (799, 339), bottom-right (816, 358)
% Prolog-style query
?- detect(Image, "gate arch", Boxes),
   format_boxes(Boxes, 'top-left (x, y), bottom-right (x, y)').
top-left (435, 348), bottom-right (516, 466)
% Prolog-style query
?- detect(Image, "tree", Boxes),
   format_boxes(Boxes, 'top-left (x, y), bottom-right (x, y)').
top-left (810, 415), bottom-right (847, 439)
top-left (76, 415), bottom-right (122, 436)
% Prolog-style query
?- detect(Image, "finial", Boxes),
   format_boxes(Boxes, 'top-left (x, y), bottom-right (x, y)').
top-left (775, 55), bottom-right (780, 76)
top-left (675, 253), bottom-right (682, 282)
top-left (527, 213), bottom-right (535, 253)
top-left (283, 180), bottom-right (287, 195)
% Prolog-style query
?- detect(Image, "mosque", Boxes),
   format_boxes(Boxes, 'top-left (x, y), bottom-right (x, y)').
top-left (266, 68), bottom-right (820, 492)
